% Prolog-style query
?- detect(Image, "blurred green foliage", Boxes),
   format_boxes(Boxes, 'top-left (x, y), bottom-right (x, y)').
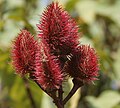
top-left (0, 0), bottom-right (120, 108)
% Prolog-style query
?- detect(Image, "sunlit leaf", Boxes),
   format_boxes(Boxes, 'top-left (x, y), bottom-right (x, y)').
top-left (75, 0), bottom-right (97, 24)
top-left (86, 90), bottom-right (120, 108)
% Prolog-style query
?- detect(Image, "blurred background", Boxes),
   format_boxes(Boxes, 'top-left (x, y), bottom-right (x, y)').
top-left (0, 0), bottom-right (120, 108)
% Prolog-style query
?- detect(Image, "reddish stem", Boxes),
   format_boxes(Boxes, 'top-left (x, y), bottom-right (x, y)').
top-left (63, 78), bottom-right (83, 105)
top-left (58, 85), bottom-right (63, 101)
top-left (34, 79), bottom-right (64, 108)
top-left (58, 85), bottom-right (64, 108)
top-left (53, 97), bottom-right (64, 108)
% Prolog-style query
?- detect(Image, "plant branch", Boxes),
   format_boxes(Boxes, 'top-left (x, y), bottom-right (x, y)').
top-left (63, 78), bottom-right (83, 105)
top-left (29, 73), bottom-right (53, 97)
top-left (33, 79), bottom-right (63, 108)
top-left (58, 85), bottom-right (63, 102)
top-left (52, 95), bottom-right (64, 108)
top-left (35, 80), bottom-right (64, 108)
top-left (23, 77), bottom-right (36, 108)
top-left (58, 85), bottom-right (64, 108)
top-left (34, 80), bottom-right (52, 97)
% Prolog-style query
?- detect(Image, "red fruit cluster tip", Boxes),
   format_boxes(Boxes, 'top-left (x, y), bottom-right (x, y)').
top-left (11, 2), bottom-right (100, 91)
top-left (66, 45), bottom-right (99, 82)
top-left (38, 2), bottom-right (79, 56)
top-left (11, 30), bottom-right (38, 76)
top-left (34, 42), bottom-right (63, 91)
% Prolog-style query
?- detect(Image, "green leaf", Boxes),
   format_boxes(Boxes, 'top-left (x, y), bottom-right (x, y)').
top-left (76, 0), bottom-right (97, 24)
top-left (10, 77), bottom-right (31, 108)
top-left (86, 90), bottom-right (120, 108)
top-left (65, 0), bottom-right (79, 12)
top-left (114, 48), bottom-right (120, 80)
top-left (8, 7), bottom-right (25, 21)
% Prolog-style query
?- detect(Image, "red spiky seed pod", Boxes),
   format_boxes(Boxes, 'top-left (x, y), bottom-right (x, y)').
top-left (66, 45), bottom-right (99, 82)
top-left (11, 30), bottom-right (38, 76)
top-left (37, 2), bottom-right (79, 56)
top-left (33, 42), bottom-right (63, 91)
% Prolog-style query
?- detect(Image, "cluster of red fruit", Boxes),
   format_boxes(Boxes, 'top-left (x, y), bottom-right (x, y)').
top-left (11, 2), bottom-right (99, 99)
